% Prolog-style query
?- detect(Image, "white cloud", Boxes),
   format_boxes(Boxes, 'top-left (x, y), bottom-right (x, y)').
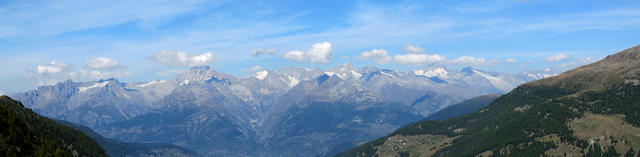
top-left (308, 42), bottom-right (334, 63)
top-left (283, 51), bottom-right (306, 61)
top-left (151, 51), bottom-right (217, 66)
top-left (449, 56), bottom-right (500, 66)
top-left (546, 54), bottom-right (570, 62)
top-left (243, 65), bottom-right (263, 72)
top-left (283, 42), bottom-right (334, 63)
top-left (393, 53), bottom-right (447, 65)
top-left (36, 61), bottom-right (69, 75)
top-left (404, 45), bottom-right (425, 54)
top-left (252, 49), bottom-right (278, 57)
top-left (357, 49), bottom-right (392, 64)
top-left (86, 57), bottom-right (120, 69)
top-left (506, 58), bottom-right (517, 63)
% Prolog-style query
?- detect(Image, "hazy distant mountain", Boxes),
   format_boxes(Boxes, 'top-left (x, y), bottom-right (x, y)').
top-left (58, 120), bottom-right (201, 157)
top-left (10, 79), bottom-right (160, 128)
top-left (11, 63), bottom-right (547, 156)
top-left (338, 45), bottom-right (640, 156)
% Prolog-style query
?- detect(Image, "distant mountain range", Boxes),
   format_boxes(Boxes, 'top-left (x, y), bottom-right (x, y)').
top-left (338, 45), bottom-right (640, 156)
top-left (58, 121), bottom-right (201, 157)
top-left (10, 63), bottom-right (557, 156)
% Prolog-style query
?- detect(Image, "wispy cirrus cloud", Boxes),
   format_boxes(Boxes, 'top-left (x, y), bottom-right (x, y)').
top-left (449, 56), bottom-right (500, 66)
top-left (86, 57), bottom-right (121, 70)
top-left (393, 53), bottom-right (447, 65)
top-left (252, 49), bottom-right (278, 57)
top-left (242, 65), bottom-right (264, 72)
top-left (546, 54), bottom-right (570, 62)
top-left (404, 45), bottom-right (425, 54)
top-left (0, 0), bottom-right (218, 38)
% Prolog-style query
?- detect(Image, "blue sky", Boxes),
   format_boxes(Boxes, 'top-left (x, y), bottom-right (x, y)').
top-left (1, 0), bottom-right (640, 94)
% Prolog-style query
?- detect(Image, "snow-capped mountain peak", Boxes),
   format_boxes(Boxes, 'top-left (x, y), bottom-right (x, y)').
top-left (254, 70), bottom-right (269, 80)
top-left (414, 67), bottom-right (449, 78)
top-left (472, 70), bottom-right (514, 92)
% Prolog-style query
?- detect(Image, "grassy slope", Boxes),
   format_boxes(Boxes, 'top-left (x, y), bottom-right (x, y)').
top-left (337, 45), bottom-right (640, 157)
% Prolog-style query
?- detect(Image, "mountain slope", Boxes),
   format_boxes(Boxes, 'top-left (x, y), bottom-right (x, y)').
top-left (257, 74), bottom-right (423, 156)
top-left (58, 121), bottom-right (201, 157)
top-left (12, 64), bottom-right (541, 157)
top-left (337, 45), bottom-right (640, 156)
top-left (0, 96), bottom-right (107, 157)
top-left (10, 79), bottom-right (158, 128)
top-left (424, 94), bottom-right (500, 121)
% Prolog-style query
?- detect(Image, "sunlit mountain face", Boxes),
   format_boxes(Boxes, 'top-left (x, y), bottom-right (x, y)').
top-left (11, 63), bottom-right (546, 156)
top-left (2, 0), bottom-right (640, 157)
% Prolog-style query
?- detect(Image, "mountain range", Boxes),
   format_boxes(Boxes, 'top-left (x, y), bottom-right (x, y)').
top-left (9, 63), bottom-right (556, 156)
top-left (338, 45), bottom-right (640, 156)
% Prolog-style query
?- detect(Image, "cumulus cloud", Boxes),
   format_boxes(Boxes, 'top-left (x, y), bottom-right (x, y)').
top-left (283, 51), bottom-right (306, 61)
top-left (283, 42), bottom-right (333, 63)
top-left (404, 45), bottom-right (425, 54)
top-left (36, 61), bottom-right (69, 75)
top-left (252, 49), bottom-right (278, 57)
top-left (393, 53), bottom-right (447, 65)
top-left (506, 58), bottom-right (517, 63)
top-left (86, 57), bottom-right (120, 69)
top-left (357, 49), bottom-right (392, 64)
top-left (151, 51), bottom-right (217, 66)
top-left (546, 54), bottom-right (570, 62)
top-left (243, 65), bottom-right (264, 72)
top-left (449, 56), bottom-right (500, 66)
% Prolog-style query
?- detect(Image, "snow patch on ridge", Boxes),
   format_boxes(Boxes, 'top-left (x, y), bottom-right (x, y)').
top-left (79, 81), bottom-right (110, 93)
top-left (473, 70), bottom-right (514, 92)
top-left (138, 80), bottom-right (167, 87)
top-left (288, 76), bottom-right (299, 87)
top-left (414, 68), bottom-right (449, 78)
top-left (180, 80), bottom-right (190, 85)
top-left (351, 70), bottom-right (362, 78)
top-left (255, 70), bottom-right (268, 80)
top-left (324, 72), bottom-right (336, 77)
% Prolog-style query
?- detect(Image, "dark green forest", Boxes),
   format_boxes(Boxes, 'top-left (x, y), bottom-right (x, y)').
top-left (0, 96), bottom-right (107, 157)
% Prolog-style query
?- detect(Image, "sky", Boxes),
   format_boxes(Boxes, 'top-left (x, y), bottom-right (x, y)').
top-left (1, 0), bottom-right (640, 94)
